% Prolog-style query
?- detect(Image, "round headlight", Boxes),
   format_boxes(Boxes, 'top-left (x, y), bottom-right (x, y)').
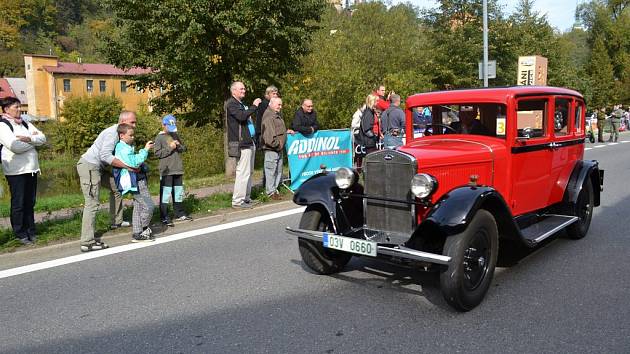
top-left (411, 173), bottom-right (437, 199)
top-left (335, 167), bottom-right (356, 189)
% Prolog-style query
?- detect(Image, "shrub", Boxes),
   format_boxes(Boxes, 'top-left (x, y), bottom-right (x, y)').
top-left (57, 95), bottom-right (123, 154)
top-left (177, 122), bottom-right (225, 178)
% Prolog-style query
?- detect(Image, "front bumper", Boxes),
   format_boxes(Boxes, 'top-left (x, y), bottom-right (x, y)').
top-left (285, 227), bottom-right (451, 265)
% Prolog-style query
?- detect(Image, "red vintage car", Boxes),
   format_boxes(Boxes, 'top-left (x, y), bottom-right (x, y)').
top-left (287, 86), bottom-right (604, 311)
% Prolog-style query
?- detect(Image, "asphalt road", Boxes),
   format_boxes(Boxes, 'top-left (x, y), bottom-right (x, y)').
top-left (1, 139), bottom-right (629, 354)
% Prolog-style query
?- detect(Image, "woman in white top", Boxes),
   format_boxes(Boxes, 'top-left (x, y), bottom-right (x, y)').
top-left (0, 97), bottom-right (46, 245)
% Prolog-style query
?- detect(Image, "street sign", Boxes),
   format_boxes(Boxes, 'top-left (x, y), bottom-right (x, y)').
top-left (478, 60), bottom-right (497, 80)
top-left (517, 55), bottom-right (547, 86)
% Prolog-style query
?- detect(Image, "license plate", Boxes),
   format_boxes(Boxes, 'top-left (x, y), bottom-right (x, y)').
top-left (322, 233), bottom-right (377, 257)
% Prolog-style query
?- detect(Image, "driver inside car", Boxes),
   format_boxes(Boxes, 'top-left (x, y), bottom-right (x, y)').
top-left (449, 105), bottom-right (491, 135)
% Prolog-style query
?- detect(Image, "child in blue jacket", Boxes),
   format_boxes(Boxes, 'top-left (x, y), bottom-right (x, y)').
top-left (114, 124), bottom-right (155, 242)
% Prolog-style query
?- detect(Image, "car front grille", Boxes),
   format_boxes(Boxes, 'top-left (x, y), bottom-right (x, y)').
top-left (363, 150), bottom-right (417, 242)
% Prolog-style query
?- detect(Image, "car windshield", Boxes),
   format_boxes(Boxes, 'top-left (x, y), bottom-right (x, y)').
top-left (413, 103), bottom-right (507, 139)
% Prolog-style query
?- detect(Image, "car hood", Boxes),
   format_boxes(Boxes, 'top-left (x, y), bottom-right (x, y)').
top-left (398, 137), bottom-right (496, 168)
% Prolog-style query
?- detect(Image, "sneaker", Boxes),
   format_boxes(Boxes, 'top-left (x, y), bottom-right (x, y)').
top-left (131, 232), bottom-right (154, 243)
top-left (17, 238), bottom-right (33, 246)
top-left (174, 215), bottom-right (193, 222)
top-left (81, 241), bottom-right (109, 252)
top-left (232, 202), bottom-right (253, 209)
top-left (244, 199), bottom-right (260, 206)
top-left (162, 219), bottom-right (174, 227)
top-left (111, 221), bottom-right (131, 229)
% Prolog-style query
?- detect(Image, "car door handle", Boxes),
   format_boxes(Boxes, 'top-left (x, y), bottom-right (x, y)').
top-left (548, 142), bottom-right (559, 149)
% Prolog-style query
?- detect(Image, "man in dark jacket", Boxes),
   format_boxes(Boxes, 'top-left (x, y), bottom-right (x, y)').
top-left (380, 94), bottom-right (405, 148)
top-left (226, 81), bottom-right (261, 209)
top-left (291, 99), bottom-right (319, 135)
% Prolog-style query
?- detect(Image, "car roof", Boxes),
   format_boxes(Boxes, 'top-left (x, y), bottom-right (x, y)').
top-left (406, 86), bottom-right (584, 108)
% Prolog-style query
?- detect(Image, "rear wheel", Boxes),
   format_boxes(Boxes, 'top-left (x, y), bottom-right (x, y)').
top-left (566, 180), bottom-right (594, 239)
top-left (298, 208), bottom-right (352, 275)
top-left (440, 210), bottom-right (498, 311)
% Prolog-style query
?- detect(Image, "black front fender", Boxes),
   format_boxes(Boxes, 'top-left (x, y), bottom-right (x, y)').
top-left (293, 173), bottom-right (364, 233)
top-left (421, 186), bottom-right (518, 239)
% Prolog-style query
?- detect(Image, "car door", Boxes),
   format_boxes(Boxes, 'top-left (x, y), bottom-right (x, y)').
top-left (510, 97), bottom-right (554, 215)
top-left (548, 97), bottom-right (584, 204)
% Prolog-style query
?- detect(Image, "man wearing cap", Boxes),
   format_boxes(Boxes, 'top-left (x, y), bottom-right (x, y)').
top-left (450, 106), bottom-right (491, 136)
top-left (154, 114), bottom-right (191, 225)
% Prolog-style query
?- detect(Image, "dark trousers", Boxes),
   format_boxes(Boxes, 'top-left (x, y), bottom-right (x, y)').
top-left (159, 174), bottom-right (185, 220)
top-left (6, 173), bottom-right (38, 240)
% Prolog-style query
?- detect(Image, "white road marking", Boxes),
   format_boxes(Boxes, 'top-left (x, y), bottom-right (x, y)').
top-left (585, 148), bottom-right (592, 150)
top-left (620, 141), bottom-right (629, 143)
top-left (0, 207), bottom-right (306, 280)
top-left (608, 143), bottom-right (619, 145)
top-left (594, 145), bottom-right (606, 148)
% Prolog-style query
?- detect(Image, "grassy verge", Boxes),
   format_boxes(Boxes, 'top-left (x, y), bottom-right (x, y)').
top-left (0, 185), bottom-right (280, 252)
top-left (0, 169), bottom-right (273, 218)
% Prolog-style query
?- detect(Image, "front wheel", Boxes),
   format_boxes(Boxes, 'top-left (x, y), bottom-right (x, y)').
top-left (440, 210), bottom-right (498, 311)
top-left (298, 208), bottom-right (352, 275)
top-left (566, 180), bottom-right (594, 239)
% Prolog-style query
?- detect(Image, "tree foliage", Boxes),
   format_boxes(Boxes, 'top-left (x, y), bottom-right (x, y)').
top-left (100, 0), bottom-right (327, 126)
top-left (0, 0), bottom-right (104, 77)
top-left (281, 3), bottom-right (433, 129)
top-left (56, 95), bottom-right (122, 154)
top-left (587, 35), bottom-right (616, 108)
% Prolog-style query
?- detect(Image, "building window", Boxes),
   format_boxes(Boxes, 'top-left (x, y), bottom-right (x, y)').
top-left (63, 79), bottom-right (71, 92)
top-left (99, 80), bottom-right (106, 93)
top-left (86, 80), bottom-right (93, 92)
top-left (120, 81), bottom-right (127, 93)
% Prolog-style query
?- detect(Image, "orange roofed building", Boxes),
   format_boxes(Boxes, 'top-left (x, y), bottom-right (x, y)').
top-left (24, 54), bottom-right (159, 120)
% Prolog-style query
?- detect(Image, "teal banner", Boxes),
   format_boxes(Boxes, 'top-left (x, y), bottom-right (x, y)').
top-left (285, 129), bottom-right (353, 190)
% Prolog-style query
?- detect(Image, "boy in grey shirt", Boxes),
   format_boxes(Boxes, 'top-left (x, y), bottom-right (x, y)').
top-left (154, 114), bottom-right (191, 226)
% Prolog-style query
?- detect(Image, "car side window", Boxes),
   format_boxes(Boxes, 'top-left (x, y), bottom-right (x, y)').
top-left (554, 98), bottom-right (570, 136)
top-left (575, 101), bottom-right (584, 133)
top-left (517, 99), bottom-right (547, 138)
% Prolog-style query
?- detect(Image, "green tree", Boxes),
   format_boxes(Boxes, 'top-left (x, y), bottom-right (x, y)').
top-left (100, 0), bottom-right (327, 125)
top-left (57, 95), bottom-right (122, 154)
top-left (586, 35), bottom-right (616, 108)
top-left (423, 0), bottom-right (504, 88)
top-left (282, 3), bottom-right (433, 130)
top-left (578, 0), bottom-right (630, 103)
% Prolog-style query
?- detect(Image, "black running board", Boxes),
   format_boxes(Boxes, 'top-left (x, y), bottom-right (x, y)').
top-left (520, 214), bottom-right (578, 246)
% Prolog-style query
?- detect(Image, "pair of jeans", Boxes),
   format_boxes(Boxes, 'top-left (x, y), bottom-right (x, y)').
top-left (263, 150), bottom-right (283, 196)
top-left (160, 174), bottom-right (185, 220)
top-left (6, 173), bottom-right (37, 241)
top-left (382, 134), bottom-right (403, 149)
top-left (232, 145), bottom-right (255, 205)
top-left (132, 179), bottom-right (154, 234)
top-left (77, 159), bottom-right (123, 245)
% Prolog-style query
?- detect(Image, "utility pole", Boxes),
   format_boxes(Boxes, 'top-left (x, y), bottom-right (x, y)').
top-left (483, 0), bottom-right (489, 87)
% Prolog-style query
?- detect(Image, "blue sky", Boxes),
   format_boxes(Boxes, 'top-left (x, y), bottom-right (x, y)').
top-left (399, 0), bottom-right (580, 32)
